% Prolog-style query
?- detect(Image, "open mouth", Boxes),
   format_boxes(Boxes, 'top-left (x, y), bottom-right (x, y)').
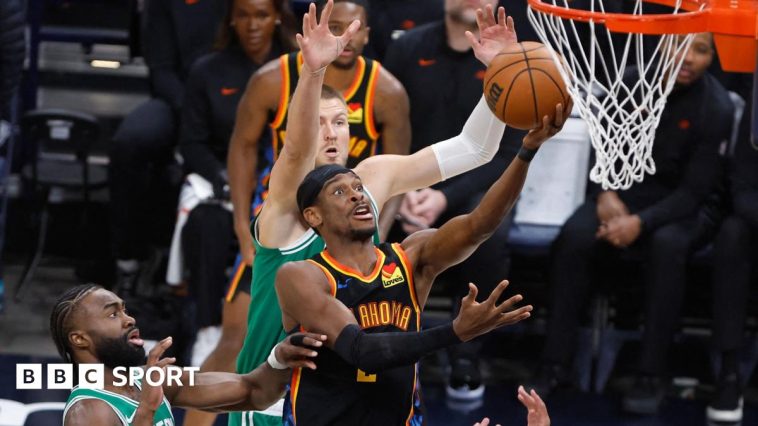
top-left (325, 147), bottom-right (339, 158)
top-left (352, 203), bottom-right (373, 221)
top-left (127, 329), bottom-right (144, 347)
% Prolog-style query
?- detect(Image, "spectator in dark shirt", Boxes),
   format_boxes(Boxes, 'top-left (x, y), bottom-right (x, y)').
top-left (110, 0), bottom-right (226, 294)
top-left (383, 0), bottom-right (527, 401)
top-left (707, 74), bottom-right (757, 424)
top-left (174, 1), bottom-right (296, 425)
top-left (529, 33), bottom-right (734, 415)
top-left (365, 0), bottom-right (443, 60)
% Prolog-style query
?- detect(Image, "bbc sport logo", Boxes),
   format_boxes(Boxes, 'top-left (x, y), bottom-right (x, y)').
top-left (16, 363), bottom-right (199, 390)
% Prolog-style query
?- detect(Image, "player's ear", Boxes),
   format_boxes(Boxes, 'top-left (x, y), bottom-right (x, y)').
top-left (303, 206), bottom-right (323, 229)
top-left (69, 330), bottom-right (91, 351)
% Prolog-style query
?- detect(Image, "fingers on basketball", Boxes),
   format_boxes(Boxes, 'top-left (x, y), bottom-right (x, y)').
top-left (483, 42), bottom-right (570, 130)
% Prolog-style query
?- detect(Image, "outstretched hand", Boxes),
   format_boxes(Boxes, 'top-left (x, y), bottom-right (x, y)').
top-left (518, 386), bottom-right (551, 426)
top-left (136, 337), bottom-right (175, 419)
top-left (296, 0), bottom-right (361, 73)
top-left (522, 99), bottom-right (573, 150)
top-left (465, 5), bottom-right (518, 67)
top-left (452, 280), bottom-right (532, 342)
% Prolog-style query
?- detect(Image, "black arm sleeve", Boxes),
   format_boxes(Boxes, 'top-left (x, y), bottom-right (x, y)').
top-left (143, 0), bottom-right (185, 110)
top-left (333, 323), bottom-right (461, 373)
top-left (179, 62), bottom-right (224, 183)
top-left (0, 0), bottom-right (25, 121)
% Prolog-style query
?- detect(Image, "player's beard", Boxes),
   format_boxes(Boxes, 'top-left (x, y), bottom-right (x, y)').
top-left (349, 225), bottom-right (375, 242)
top-left (94, 329), bottom-right (146, 369)
top-left (331, 52), bottom-right (358, 70)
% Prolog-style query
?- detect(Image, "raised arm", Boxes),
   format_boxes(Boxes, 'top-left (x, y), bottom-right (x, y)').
top-left (354, 5), bottom-right (517, 207)
top-left (257, 0), bottom-right (360, 246)
top-left (227, 60), bottom-right (281, 264)
top-left (275, 262), bottom-right (530, 373)
top-left (371, 67), bottom-right (411, 239)
top-left (403, 106), bottom-right (569, 300)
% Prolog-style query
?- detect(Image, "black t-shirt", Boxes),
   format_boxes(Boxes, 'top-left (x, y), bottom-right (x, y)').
top-left (383, 21), bottom-right (524, 211)
top-left (179, 43), bottom-right (284, 183)
top-left (599, 72), bottom-right (735, 231)
top-left (142, 0), bottom-right (226, 110)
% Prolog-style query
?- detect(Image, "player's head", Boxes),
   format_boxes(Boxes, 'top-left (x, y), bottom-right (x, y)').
top-left (319, 0), bottom-right (370, 69)
top-left (217, 0), bottom-right (297, 56)
top-left (315, 85), bottom-right (350, 167)
top-left (50, 285), bottom-right (145, 369)
top-left (297, 164), bottom-right (376, 241)
top-left (675, 32), bottom-right (714, 86)
top-left (445, 0), bottom-right (498, 26)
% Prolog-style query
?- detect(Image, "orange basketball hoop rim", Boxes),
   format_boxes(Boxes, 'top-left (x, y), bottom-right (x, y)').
top-left (527, 0), bottom-right (758, 71)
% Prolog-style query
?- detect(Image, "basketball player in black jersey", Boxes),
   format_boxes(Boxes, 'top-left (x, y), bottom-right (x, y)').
top-left (275, 95), bottom-right (568, 424)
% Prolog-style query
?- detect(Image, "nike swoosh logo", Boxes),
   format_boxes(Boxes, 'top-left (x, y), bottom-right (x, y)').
top-left (221, 87), bottom-right (238, 96)
top-left (418, 58), bottom-right (436, 67)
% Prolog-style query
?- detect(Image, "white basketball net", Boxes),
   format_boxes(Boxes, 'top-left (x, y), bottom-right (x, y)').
top-left (527, 0), bottom-right (703, 189)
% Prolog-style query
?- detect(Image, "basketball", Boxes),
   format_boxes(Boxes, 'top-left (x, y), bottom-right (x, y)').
top-left (483, 41), bottom-right (570, 130)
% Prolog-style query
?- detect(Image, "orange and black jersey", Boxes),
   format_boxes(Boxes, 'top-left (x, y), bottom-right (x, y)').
top-left (252, 52), bottom-right (382, 216)
top-left (289, 242), bottom-right (424, 426)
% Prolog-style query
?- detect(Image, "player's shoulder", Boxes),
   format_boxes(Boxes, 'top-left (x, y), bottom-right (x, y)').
top-left (278, 259), bottom-right (321, 277)
top-left (373, 63), bottom-right (408, 99)
top-left (64, 398), bottom-right (120, 426)
top-left (248, 55), bottom-right (285, 85)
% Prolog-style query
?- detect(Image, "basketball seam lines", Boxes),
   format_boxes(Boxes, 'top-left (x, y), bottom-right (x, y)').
top-left (521, 44), bottom-right (540, 127)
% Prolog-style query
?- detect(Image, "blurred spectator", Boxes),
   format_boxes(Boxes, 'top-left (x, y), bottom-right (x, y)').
top-left (110, 0), bottom-right (226, 294)
top-left (0, 0), bottom-right (24, 314)
top-left (529, 33), bottom-right (734, 415)
top-left (163, 1), bottom-right (297, 425)
top-left (707, 74), bottom-right (757, 424)
top-left (365, 0), bottom-right (443, 60)
top-left (383, 0), bottom-right (526, 401)
top-left (1, 0), bottom-right (24, 125)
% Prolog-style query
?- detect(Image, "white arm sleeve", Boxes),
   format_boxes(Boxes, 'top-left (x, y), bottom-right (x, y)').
top-left (430, 96), bottom-right (506, 181)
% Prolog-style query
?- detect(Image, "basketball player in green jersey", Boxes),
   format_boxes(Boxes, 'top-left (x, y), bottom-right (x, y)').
top-left (231, 3), bottom-right (566, 424)
top-left (275, 91), bottom-right (565, 422)
top-left (52, 285), bottom-right (325, 426)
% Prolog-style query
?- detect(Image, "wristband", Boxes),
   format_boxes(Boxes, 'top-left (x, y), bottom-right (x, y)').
top-left (267, 345), bottom-right (288, 370)
top-left (517, 146), bottom-right (539, 162)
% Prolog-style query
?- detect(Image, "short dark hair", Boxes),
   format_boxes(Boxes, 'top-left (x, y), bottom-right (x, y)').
top-left (50, 284), bottom-right (102, 363)
top-left (317, 0), bottom-right (370, 20)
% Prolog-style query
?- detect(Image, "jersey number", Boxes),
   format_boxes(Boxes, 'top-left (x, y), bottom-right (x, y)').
top-left (357, 369), bottom-right (377, 383)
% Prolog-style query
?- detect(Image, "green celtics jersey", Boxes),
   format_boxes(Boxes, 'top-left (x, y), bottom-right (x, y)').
top-left (230, 190), bottom-right (380, 426)
top-left (63, 381), bottom-right (174, 426)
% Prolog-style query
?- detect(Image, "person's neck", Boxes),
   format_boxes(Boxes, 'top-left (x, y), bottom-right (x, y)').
top-left (324, 60), bottom-right (360, 92)
top-left (445, 15), bottom-right (477, 52)
top-left (323, 236), bottom-right (377, 276)
top-left (247, 44), bottom-right (273, 65)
